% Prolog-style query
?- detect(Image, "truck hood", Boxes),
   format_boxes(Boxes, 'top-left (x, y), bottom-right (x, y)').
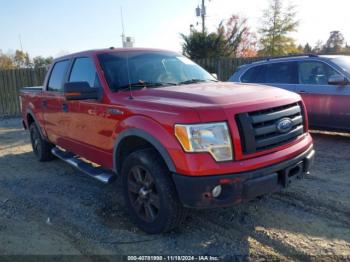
top-left (130, 82), bottom-right (300, 109)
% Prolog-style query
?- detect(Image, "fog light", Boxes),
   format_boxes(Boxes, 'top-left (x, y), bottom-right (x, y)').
top-left (212, 185), bottom-right (222, 198)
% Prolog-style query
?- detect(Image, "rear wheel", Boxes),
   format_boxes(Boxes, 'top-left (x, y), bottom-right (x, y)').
top-left (121, 149), bottom-right (185, 234)
top-left (29, 122), bottom-right (54, 161)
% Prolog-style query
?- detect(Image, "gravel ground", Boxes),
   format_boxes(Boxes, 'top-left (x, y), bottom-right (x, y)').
top-left (0, 118), bottom-right (349, 260)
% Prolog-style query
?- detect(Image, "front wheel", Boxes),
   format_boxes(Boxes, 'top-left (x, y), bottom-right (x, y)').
top-left (29, 122), bottom-right (54, 162)
top-left (121, 149), bottom-right (186, 234)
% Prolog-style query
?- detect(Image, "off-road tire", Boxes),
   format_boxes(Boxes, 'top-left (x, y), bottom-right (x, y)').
top-left (29, 122), bottom-right (54, 162)
top-left (121, 148), bottom-right (186, 234)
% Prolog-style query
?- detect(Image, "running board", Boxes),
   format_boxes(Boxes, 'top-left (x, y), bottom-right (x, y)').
top-left (51, 147), bottom-right (116, 184)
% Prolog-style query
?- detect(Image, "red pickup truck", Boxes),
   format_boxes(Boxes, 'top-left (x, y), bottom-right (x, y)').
top-left (20, 48), bottom-right (315, 234)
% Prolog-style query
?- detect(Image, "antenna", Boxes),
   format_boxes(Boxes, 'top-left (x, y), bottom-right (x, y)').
top-left (120, 7), bottom-right (134, 48)
top-left (18, 34), bottom-right (23, 51)
top-left (120, 7), bottom-right (126, 47)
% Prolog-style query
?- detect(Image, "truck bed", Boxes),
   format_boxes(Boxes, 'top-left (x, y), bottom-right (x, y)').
top-left (19, 86), bottom-right (44, 131)
top-left (20, 86), bottom-right (43, 93)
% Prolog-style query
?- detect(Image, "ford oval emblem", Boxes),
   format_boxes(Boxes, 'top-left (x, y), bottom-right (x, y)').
top-left (276, 118), bottom-right (293, 133)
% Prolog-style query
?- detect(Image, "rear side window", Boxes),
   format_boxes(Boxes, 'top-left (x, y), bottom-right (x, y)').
top-left (265, 62), bottom-right (298, 84)
top-left (69, 57), bottom-right (100, 87)
top-left (241, 62), bottom-right (298, 84)
top-left (47, 60), bottom-right (69, 91)
top-left (241, 65), bottom-right (266, 83)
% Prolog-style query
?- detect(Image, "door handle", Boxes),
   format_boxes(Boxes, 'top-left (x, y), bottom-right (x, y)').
top-left (41, 100), bottom-right (48, 109)
top-left (62, 103), bottom-right (68, 112)
top-left (299, 90), bottom-right (307, 94)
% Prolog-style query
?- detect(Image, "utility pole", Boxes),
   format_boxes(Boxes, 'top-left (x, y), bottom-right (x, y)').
top-left (201, 0), bottom-right (205, 34)
top-left (196, 0), bottom-right (206, 34)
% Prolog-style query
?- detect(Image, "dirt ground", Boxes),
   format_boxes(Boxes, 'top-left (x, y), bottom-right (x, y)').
top-left (0, 118), bottom-right (349, 260)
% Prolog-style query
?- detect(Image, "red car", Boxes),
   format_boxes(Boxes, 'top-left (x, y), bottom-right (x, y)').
top-left (20, 48), bottom-right (315, 233)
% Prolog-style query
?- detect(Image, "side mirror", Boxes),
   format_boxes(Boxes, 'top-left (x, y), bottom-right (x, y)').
top-left (64, 82), bottom-right (100, 100)
top-left (211, 73), bottom-right (218, 80)
top-left (328, 74), bottom-right (348, 86)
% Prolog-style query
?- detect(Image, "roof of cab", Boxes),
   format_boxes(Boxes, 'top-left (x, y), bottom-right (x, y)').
top-left (54, 47), bottom-right (178, 61)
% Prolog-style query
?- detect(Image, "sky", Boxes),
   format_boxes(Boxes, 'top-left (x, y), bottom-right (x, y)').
top-left (1, 0), bottom-right (350, 58)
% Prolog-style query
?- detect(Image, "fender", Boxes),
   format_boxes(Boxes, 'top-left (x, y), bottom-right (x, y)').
top-left (113, 128), bottom-right (176, 174)
top-left (26, 108), bottom-right (47, 140)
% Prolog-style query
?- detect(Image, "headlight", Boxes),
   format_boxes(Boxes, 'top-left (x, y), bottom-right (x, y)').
top-left (175, 122), bottom-right (233, 162)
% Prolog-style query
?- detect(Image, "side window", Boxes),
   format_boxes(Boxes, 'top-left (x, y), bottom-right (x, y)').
top-left (298, 61), bottom-right (339, 85)
top-left (47, 60), bottom-right (69, 91)
top-left (69, 57), bottom-right (101, 88)
top-left (241, 65), bottom-right (266, 83)
top-left (265, 62), bottom-right (298, 84)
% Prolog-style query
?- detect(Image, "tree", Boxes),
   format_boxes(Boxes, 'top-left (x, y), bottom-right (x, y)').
top-left (33, 56), bottom-right (53, 69)
top-left (324, 31), bottom-right (345, 54)
top-left (0, 51), bottom-right (15, 69)
top-left (181, 31), bottom-right (228, 59)
top-left (217, 15), bottom-right (257, 57)
top-left (0, 50), bottom-right (53, 69)
top-left (312, 40), bottom-right (324, 54)
top-left (258, 0), bottom-right (299, 56)
top-left (303, 43), bottom-right (312, 53)
top-left (13, 50), bottom-right (31, 68)
top-left (181, 14), bottom-right (257, 59)
top-left (297, 44), bottom-right (303, 53)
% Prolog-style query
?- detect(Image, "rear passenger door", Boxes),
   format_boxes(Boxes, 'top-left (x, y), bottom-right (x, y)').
top-left (42, 60), bottom-right (70, 145)
top-left (264, 62), bottom-right (299, 91)
top-left (295, 60), bottom-right (349, 130)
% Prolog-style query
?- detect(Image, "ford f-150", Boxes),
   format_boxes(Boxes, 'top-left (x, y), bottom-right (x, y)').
top-left (20, 48), bottom-right (315, 233)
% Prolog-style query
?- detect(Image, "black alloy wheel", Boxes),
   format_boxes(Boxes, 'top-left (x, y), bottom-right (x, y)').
top-left (127, 166), bottom-right (160, 223)
top-left (121, 149), bottom-right (186, 234)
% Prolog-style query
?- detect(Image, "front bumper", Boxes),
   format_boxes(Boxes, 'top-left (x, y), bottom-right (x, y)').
top-left (172, 145), bottom-right (315, 208)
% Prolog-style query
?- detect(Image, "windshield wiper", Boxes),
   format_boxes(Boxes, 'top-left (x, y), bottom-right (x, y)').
top-left (118, 81), bottom-right (177, 92)
top-left (178, 79), bottom-right (218, 85)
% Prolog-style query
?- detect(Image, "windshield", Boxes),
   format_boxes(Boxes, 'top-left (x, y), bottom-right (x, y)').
top-left (331, 56), bottom-right (350, 74)
top-left (98, 51), bottom-right (216, 91)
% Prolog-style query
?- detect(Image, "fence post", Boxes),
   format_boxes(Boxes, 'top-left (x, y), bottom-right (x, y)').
top-left (0, 71), bottom-right (5, 116)
top-left (217, 59), bottom-right (222, 80)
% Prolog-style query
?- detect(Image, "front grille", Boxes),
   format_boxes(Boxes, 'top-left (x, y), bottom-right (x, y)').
top-left (236, 102), bottom-right (304, 154)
